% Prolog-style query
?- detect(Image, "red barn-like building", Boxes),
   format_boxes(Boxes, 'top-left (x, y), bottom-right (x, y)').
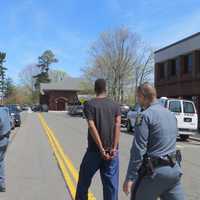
top-left (40, 77), bottom-right (83, 111)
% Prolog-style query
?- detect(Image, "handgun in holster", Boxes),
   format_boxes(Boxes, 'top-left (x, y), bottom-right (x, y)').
top-left (139, 155), bottom-right (154, 176)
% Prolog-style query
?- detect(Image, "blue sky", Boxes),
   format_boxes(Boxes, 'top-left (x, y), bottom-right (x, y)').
top-left (0, 0), bottom-right (200, 83)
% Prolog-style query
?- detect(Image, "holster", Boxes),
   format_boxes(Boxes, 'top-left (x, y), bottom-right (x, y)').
top-left (131, 151), bottom-right (182, 200)
top-left (139, 150), bottom-right (182, 177)
top-left (138, 155), bottom-right (155, 177)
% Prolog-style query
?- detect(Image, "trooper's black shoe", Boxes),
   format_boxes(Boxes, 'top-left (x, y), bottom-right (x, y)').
top-left (0, 186), bottom-right (6, 192)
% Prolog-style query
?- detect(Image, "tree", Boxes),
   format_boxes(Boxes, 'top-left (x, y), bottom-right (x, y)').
top-left (82, 27), bottom-right (139, 103)
top-left (49, 69), bottom-right (68, 82)
top-left (34, 50), bottom-right (58, 89)
top-left (19, 64), bottom-right (40, 104)
top-left (82, 27), bottom-right (154, 104)
top-left (4, 77), bottom-right (16, 98)
top-left (4, 86), bottom-right (33, 105)
top-left (133, 45), bottom-right (154, 101)
top-left (0, 52), bottom-right (7, 104)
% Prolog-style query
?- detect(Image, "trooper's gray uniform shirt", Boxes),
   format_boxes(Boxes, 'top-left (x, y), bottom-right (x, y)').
top-left (126, 100), bottom-right (185, 200)
top-left (0, 107), bottom-right (11, 190)
top-left (0, 107), bottom-right (11, 147)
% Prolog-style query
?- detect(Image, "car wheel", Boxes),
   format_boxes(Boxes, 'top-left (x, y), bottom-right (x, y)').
top-left (180, 135), bottom-right (189, 141)
top-left (127, 120), bottom-right (133, 133)
top-left (16, 123), bottom-right (21, 127)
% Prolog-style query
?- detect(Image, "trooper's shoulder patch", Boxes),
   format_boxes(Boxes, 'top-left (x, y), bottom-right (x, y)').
top-left (135, 114), bottom-right (143, 126)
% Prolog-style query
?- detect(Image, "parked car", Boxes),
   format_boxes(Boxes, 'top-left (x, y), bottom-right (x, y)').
top-left (6, 105), bottom-right (21, 127)
top-left (10, 114), bottom-right (15, 130)
top-left (69, 105), bottom-right (84, 116)
top-left (31, 104), bottom-right (49, 112)
top-left (0, 106), bottom-right (15, 132)
top-left (31, 104), bottom-right (42, 112)
top-left (120, 104), bottom-right (130, 127)
top-left (21, 105), bottom-right (29, 111)
top-left (159, 97), bottom-right (198, 141)
top-left (41, 104), bottom-right (49, 112)
top-left (126, 104), bottom-right (142, 133)
top-left (0, 106), bottom-right (15, 130)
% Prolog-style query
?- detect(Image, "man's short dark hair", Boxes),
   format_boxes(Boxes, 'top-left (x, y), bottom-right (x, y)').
top-left (95, 79), bottom-right (106, 94)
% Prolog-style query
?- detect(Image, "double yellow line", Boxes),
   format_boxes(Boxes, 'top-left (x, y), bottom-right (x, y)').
top-left (38, 113), bottom-right (96, 200)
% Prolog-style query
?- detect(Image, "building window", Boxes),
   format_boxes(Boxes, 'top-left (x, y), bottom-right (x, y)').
top-left (175, 58), bottom-right (180, 75)
top-left (183, 54), bottom-right (193, 74)
top-left (168, 58), bottom-right (179, 77)
top-left (164, 62), bottom-right (168, 79)
top-left (170, 59), bottom-right (176, 76)
top-left (198, 51), bottom-right (200, 74)
top-left (159, 63), bottom-right (165, 80)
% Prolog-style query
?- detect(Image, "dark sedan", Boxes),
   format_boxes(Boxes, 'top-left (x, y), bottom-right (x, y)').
top-left (68, 105), bottom-right (84, 116)
top-left (6, 105), bottom-right (21, 127)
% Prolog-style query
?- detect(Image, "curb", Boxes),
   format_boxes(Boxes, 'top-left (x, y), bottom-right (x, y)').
top-left (189, 136), bottom-right (200, 142)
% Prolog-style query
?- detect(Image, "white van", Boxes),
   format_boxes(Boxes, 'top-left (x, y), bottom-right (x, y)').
top-left (159, 97), bottom-right (198, 140)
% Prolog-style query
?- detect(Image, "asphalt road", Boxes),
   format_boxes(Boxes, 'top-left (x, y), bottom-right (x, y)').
top-left (0, 112), bottom-right (70, 200)
top-left (1, 111), bottom-right (200, 200)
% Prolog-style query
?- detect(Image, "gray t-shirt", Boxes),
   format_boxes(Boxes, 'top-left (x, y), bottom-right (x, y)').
top-left (84, 97), bottom-right (121, 152)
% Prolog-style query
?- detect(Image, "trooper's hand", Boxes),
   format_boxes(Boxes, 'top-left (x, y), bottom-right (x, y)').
top-left (123, 180), bottom-right (134, 196)
top-left (100, 148), bottom-right (110, 160)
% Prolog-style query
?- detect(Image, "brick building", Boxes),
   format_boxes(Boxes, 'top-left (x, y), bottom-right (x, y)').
top-left (40, 77), bottom-right (83, 111)
top-left (155, 32), bottom-right (200, 118)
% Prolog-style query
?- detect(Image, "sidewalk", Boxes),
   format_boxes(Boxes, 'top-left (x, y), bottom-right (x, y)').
top-left (193, 131), bottom-right (200, 139)
top-left (0, 113), bottom-right (69, 200)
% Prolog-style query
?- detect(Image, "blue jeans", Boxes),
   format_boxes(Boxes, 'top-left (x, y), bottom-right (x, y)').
top-left (131, 164), bottom-right (185, 200)
top-left (0, 146), bottom-right (7, 188)
top-left (75, 150), bottom-right (119, 200)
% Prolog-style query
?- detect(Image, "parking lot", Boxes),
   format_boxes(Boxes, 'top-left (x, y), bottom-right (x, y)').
top-left (0, 111), bottom-right (200, 200)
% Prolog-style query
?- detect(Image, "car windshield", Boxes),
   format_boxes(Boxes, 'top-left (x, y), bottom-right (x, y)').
top-left (183, 101), bottom-right (195, 114)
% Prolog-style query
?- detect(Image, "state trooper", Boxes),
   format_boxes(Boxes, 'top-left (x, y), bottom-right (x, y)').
top-left (123, 83), bottom-right (185, 200)
top-left (0, 107), bottom-right (11, 192)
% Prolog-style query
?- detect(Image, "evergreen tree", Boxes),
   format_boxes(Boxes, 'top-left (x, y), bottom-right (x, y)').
top-left (4, 77), bottom-right (15, 98)
top-left (34, 50), bottom-right (58, 89)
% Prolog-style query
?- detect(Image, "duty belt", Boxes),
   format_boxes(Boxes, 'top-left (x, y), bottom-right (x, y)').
top-left (139, 150), bottom-right (182, 177)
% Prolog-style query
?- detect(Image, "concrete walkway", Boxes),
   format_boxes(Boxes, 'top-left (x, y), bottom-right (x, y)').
top-left (0, 113), bottom-right (69, 200)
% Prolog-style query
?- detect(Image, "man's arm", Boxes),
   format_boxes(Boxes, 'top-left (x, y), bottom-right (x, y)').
top-left (123, 113), bottom-right (149, 195)
top-left (84, 102), bottom-right (109, 159)
top-left (112, 115), bottom-right (121, 150)
top-left (87, 120), bottom-right (104, 151)
top-left (125, 114), bottom-right (149, 182)
top-left (87, 120), bottom-right (110, 160)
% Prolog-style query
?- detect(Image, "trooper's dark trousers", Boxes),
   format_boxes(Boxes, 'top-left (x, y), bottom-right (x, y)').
top-left (75, 150), bottom-right (119, 200)
top-left (131, 163), bottom-right (185, 200)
